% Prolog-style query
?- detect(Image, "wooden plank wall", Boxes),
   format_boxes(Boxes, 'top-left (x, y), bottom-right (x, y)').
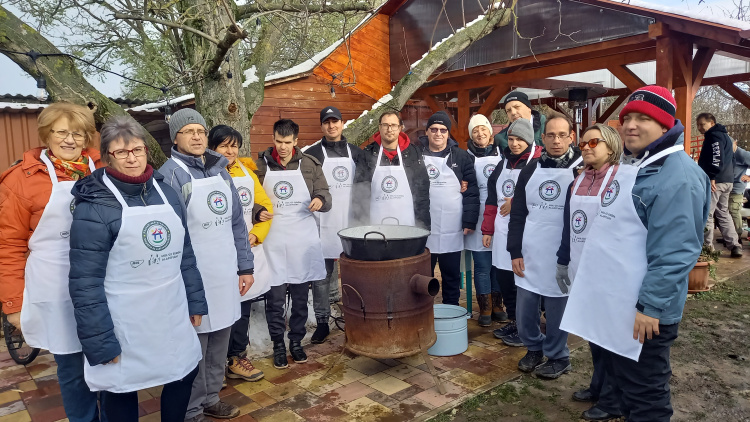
top-left (0, 109), bottom-right (43, 171)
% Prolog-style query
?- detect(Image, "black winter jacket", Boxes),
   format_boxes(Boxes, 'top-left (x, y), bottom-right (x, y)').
top-left (69, 168), bottom-right (207, 366)
top-left (418, 136), bottom-right (480, 230)
top-left (698, 123), bottom-right (735, 183)
top-left (353, 141), bottom-right (431, 229)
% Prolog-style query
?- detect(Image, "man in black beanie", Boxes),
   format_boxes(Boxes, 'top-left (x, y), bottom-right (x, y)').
top-left (493, 91), bottom-right (545, 151)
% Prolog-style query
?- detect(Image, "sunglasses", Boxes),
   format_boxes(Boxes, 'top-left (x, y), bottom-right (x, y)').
top-left (579, 138), bottom-right (603, 149)
top-left (429, 127), bottom-right (449, 134)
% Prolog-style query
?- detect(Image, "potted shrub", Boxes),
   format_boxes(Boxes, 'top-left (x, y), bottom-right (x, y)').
top-left (689, 245), bottom-right (719, 293)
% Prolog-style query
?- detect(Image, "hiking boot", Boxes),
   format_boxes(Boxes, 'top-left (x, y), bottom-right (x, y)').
top-left (731, 246), bottom-right (743, 258)
top-left (572, 388), bottom-right (597, 402)
top-left (227, 356), bottom-right (264, 382)
top-left (477, 294), bottom-right (492, 327)
top-left (581, 406), bottom-right (623, 421)
top-left (501, 332), bottom-right (524, 347)
top-left (203, 401), bottom-right (240, 419)
top-left (518, 350), bottom-right (545, 372)
top-left (534, 358), bottom-right (571, 379)
top-left (289, 340), bottom-right (307, 363)
top-left (311, 318), bottom-right (330, 344)
top-left (491, 292), bottom-right (509, 322)
top-left (273, 341), bottom-right (288, 369)
top-left (493, 320), bottom-right (517, 339)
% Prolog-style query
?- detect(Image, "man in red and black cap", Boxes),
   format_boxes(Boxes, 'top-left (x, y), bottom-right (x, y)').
top-left (560, 86), bottom-right (710, 422)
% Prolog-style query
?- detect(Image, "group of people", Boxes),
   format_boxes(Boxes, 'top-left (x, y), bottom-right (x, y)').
top-left (0, 84), bottom-right (711, 422)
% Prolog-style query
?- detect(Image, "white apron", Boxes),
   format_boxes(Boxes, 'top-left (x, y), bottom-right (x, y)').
top-left (21, 150), bottom-right (95, 354)
top-left (560, 145), bottom-right (684, 361)
top-left (424, 153), bottom-right (463, 254)
top-left (568, 165), bottom-right (615, 281)
top-left (465, 150), bottom-right (502, 252)
top-left (262, 158), bottom-right (325, 286)
top-left (173, 158), bottom-right (240, 333)
top-left (369, 146), bottom-right (416, 226)
top-left (84, 173), bottom-right (202, 393)
top-left (315, 146), bottom-right (355, 258)
top-left (232, 161), bottom-right (271, 301)
top-left (515, 157), bottom-right (583, 297)
top-left (492, 146), bottom-right (535, 269)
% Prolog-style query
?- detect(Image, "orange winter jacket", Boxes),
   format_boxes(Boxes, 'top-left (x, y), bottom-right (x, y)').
top-left (0, 147), bottom-right (102, 314)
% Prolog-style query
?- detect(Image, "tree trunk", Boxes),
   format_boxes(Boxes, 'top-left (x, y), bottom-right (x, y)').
top-left (0, 6), bottom-right (168, 167)
top-left (241, 23), bottom-right (277, 157)
top-left (342, 2), bottom-right (514, 145)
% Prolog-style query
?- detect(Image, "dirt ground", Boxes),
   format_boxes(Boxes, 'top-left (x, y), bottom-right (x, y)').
top-left (429, 272), bottom-right (750, 422)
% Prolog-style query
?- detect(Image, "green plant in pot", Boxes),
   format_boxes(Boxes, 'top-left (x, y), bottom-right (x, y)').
top-left (690, 245), bottom-right (720, 293)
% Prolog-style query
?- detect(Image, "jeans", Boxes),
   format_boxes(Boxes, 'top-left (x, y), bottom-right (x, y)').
top-left (493, 267), bottom-right (517, 320)
top-left (186, 327), bottom-right (232, 419)
top-left (430, 251), bottom-right (462, 306)
top-left (54, 352), bottom-right (101, 422)
top-left (312, 259), bottom-right (336, 322)
top-left (227, 300), bottom-right (253, 358)
top-left (471, 251), bottom-right (493, 295)
top-left (705, 182), bottom-right (740, 248)
top-left (265, 283), bottom-right (310, 342)
top-left (101, 365), bottom-right (198, 422)
top-left (729, 192), bottom-right (744, 236)
top-left (515, 287), bottom-right (569, 360)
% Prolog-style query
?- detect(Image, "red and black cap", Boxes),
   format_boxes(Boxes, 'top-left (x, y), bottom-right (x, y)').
top-left (619, 85), bottom-right (676, 129)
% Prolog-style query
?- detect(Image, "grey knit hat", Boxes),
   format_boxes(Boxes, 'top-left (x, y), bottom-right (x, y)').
top-left (169, 108), bottom-right (208, 141)
top-left (507, 118), bottom-right (533, 145)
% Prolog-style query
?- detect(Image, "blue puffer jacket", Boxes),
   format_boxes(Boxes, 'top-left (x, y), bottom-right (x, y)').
top-left (624, 121), bottom-right (711, 325)
top-left (69, 168), bottom-right (207, 365)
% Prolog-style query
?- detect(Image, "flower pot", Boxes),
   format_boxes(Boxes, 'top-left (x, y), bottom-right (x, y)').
top-left (688, 261), bottom-right (711, 294)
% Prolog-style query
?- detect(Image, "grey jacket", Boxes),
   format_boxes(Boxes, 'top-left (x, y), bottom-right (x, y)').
top-left (733, 146), bottom-right (750, 194)
top-left (158, 147), bottom-right (254, 273)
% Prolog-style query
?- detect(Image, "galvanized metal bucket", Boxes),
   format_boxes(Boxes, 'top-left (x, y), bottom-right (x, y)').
top-left (427, 304), bottom-right (470, 356)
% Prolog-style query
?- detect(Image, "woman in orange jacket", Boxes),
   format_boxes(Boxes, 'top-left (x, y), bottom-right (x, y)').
top-left (207, 125), bottom-right (273, 384)
top-left (0, 102), bottom-right (103, 422)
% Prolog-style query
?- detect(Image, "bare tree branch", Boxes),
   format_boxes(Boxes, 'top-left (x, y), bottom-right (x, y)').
top-left (236, 0), bottom-right (375, 21)
top-left (114, 12), bottom-right (221, 43)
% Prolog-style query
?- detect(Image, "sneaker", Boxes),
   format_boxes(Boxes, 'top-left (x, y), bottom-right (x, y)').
top-left (203, 401), bottom-right (240, 419)
top-left (289, 340), bottom-right (307, 363)
top-left (518, 350), bottom-right (545, 372)
top-left (533, 358), bottom-right (571, 379)
top-left (493, 320), bottom-right (517, 339)
top-left (311, 319), bottom-right (330, 344)
top-left (501, 332), bottom-right (524, 347)
top-left (184, 414), bottom-right (207, 422)
top-left (731, 246), bottom-right (743, 258)
top-left (273, 341), bottom-right (288, 369)
top-left (227, 356), bottom-right (265, 382)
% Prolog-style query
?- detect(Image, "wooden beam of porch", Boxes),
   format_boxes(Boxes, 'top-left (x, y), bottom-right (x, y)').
top-left (720, 83), bottom-right (750, 110)
top-left (596, 95), bottom-right (628, 123)
top-left (608, 65), bottom-right (646, 91)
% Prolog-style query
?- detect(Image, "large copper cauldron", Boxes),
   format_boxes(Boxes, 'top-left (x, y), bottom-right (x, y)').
top-left (338, 250), bottom-right (439, 358)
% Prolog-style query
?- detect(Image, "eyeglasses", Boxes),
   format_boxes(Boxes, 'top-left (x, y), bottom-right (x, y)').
top-left (379, 123), bottom-right (401, 131)
top-left (543, 133), bottom-right (572, 141)
top-left (177, 129), bottom-right (208, 137)
top-left (108, 146), bottom-right (148, 160)
top-left (579, 138), bottom-right (603, 150)
top-left (429, 128), bottom-right (449, 134)
top-left (51, 130), bottom-right (85, 142)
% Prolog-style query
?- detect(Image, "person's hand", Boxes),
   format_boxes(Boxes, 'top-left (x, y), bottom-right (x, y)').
top-left (460, 181), bottom-right (468, 193)
top-left (499, 197), bottom-right (512, 216)
top-left (190, 315), bottom-right (202, 327)
top-left (308, 198), bottom-right (323, 212)
top-left (482, 235), bottom-right (493, 248)
top-left (258, 210), bottom-right (273, 221)
top-left (633, 312), bottom-right (660, 344)
top-left (711, 180), bottom-right (717, 193)
top-left (555, 264), bottom-right (571, 294)
top-left (248, 234), bottom-right (258, 246)
top-left (463, 228), bottom-right (474, 235)
top-left (512, 258), bottom-right (525, 277)
top-left (5, 312), bottom-right (21, 331)
top-left (105, 356), bottom-right (120, 365)
top-left (741, 175), bottom-right (750, 183)
top-left (239, 274), bottom-right (254, 296)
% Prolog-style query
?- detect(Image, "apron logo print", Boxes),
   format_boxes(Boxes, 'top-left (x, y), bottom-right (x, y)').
top-left (602, 180), bottom-right (620, 207)
top-left (202, 222), bottom-right (212, 229)
top-left (539, 180), bottom-right (561, 201)
top-left (60, 231), bottom-right (70, 238)
top-left (426, 164), bottom-right (440, 180)
top-left (130, 260), bottom-right (144, 268)
top-left (483, 164), bottom-right (496, 178)
top-left (571, 210), bottom-right (588, 234)
top-left (381, 176), bottom-right (398, 193)
top-left (332, 166), bottom-right (349, 182)
top-left (207, 191), bottom-right (229, 215)
top-left (501, 179), bottom-right (515, 197)
top-left (69, 199), bottom-right (76, 215)
top-left (142, 220), bottom-right (171, 252)
top-left (237, 187), bottom-right (252, 207)
top-left (273, 181), bottom-right (294, 200)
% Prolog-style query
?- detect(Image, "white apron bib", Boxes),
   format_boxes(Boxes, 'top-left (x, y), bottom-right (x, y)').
top-left (515, 157), bottom-right (583, 297)
top-left (21, 150), bottom-right (95, 354)
top-left (568, 166), bottom-right (615, 281)
top-left (232, 161), bottom-right (271, 301)
top-left (465, 150), bottom-right (502, 252)
top-left (315, 146), bottom-right (355, 258)
top-left (173, 158), bottom-right (240, 333)
top-left (369, 146), bottom-right (416, 226)
top-left (492, 146), bottom-right (535, 269)
top-left (84, 173), bottom-right (202, 393)
top-left (424, 153), bottom-right (463, 254)
top-left (560, 146), bottom-right (684, 361)
top-left (262, 158), bottom-right (326, 286)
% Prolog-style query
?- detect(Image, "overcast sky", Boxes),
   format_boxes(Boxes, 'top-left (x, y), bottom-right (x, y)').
top-left (0, 0), bottom-right (742, 100)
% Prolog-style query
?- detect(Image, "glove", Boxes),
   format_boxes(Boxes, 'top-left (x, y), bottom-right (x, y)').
top-left (555, 264), bottom-right (571, 294)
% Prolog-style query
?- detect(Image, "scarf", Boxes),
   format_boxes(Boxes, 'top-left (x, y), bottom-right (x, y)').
top-left (106, 165), bottom-right (153, 184)
top-left (541, 146), bottom-right (576, 169)
top-left (46, 149), bottom-right (92, 181)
